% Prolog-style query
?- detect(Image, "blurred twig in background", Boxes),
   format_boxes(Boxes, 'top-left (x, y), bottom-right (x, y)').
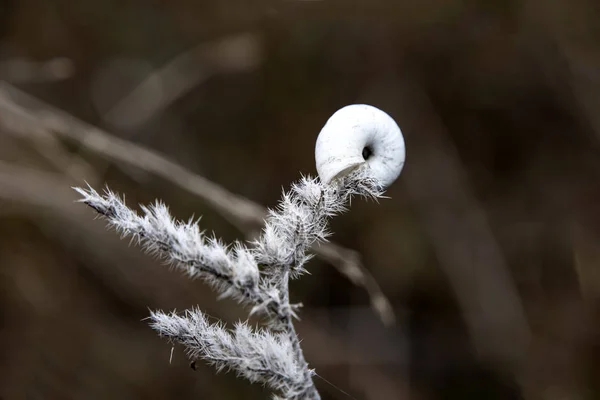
top-left (0, 57), bottom-right (75, 83)
top-left (392, 80), bottom-right (531, 368)
top-left (99, 33), bottom-right (262, 129)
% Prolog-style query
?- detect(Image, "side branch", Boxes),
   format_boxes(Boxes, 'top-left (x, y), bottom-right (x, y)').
top-left (149, 308), bottom-right (313, 398)
top-left (74, 185), bottom-right (284, 318)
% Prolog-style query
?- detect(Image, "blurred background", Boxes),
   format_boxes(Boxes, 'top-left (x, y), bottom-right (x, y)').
top-left (1, 0), bottom-right (600, 399)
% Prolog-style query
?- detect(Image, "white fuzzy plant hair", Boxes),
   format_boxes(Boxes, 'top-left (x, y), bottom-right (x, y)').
top-left (75, 104), bottom-right (405, 400)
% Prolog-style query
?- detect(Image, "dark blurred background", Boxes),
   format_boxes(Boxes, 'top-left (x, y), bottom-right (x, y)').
top-left (1, 0), bottom-right (600, 399)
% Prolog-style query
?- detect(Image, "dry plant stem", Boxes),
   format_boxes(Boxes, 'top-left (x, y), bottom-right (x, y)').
top-left (278, 267), bottom-right (320, 400)
top-left (0, 81), bottom-right (394, 326)
top-left (0, 163), bottom-right (404, 399)
top-left (0, 162), bottom-right (399, 368)
top-left (74, 168), bottom-right (384, 399)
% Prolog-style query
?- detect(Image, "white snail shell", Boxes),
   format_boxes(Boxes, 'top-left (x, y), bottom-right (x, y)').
top-left (315, 104), bottom-right (405, 188)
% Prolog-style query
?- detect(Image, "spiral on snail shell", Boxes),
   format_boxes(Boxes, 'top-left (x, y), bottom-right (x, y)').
top-left (315, 104), bottom-right (405, 188)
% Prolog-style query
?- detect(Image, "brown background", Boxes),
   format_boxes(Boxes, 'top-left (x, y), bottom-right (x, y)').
top-left (1, 0), bottom-right (600, 399)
